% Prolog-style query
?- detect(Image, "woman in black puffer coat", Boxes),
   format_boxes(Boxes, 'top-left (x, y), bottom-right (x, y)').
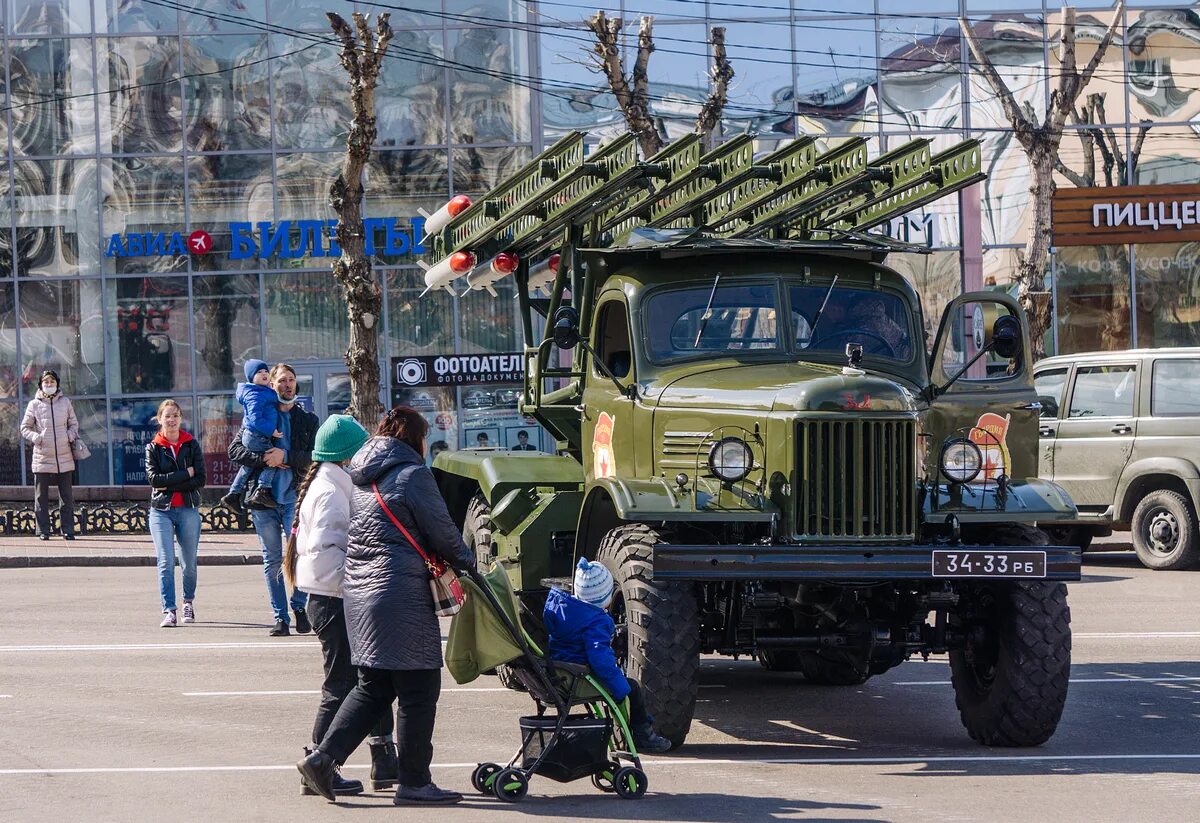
top-left (298, 406), bottom-right (472, 806)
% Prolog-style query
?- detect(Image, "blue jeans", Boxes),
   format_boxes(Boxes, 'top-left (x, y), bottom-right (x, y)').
top-left (150, 506), bottom-right (201, 612)
top-left (252, 501), bottom-right (306, 623)
top-left (230, 430), bottom-right (277, 496)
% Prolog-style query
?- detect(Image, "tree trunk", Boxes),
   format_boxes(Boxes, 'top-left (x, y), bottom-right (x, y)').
top-left (1018, 146), bottom-right (1056, 359)
top-left (328, 12), bottom-right (391, 428)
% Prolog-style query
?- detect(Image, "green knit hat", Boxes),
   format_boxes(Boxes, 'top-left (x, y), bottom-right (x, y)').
top-left (312, 415), bottom-right (370, 463)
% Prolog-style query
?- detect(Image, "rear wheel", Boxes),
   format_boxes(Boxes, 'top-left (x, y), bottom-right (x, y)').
top-left (949, 525), bottom-right (1072, 747)
top-left (463, 493), bottom-right (525, 692)
top-left (596, 524), bottom-right (700, 750)
top-left (1131, 490), bottom-right (1199, 570)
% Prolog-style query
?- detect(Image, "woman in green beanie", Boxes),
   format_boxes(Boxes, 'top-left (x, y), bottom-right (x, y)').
top-left (284, 414), bottom-right (399, 797)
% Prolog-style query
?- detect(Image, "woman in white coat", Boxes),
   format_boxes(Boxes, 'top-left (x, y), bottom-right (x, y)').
top-left (20, 370), bottom-right (79, 540)
top-left (284, 414), bottom-right (398, 797)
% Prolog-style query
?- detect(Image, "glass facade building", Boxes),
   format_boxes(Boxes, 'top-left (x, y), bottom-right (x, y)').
top-left (2, 0), bottom-right (1198, 487)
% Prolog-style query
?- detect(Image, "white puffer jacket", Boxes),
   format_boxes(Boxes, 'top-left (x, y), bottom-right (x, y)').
top-left (295, 462), bottom-right (355, 597)
top-left (20, 392), bottom-right (79, 475)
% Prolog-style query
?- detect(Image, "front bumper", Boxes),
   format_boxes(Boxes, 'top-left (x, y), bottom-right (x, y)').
top-left (652, 543), bottom-right (1081, 582)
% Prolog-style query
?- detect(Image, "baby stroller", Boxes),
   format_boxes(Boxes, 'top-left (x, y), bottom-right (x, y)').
top-left (447, 563), bottom-right (649, 802)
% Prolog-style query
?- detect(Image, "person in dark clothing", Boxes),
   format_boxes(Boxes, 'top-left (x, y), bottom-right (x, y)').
top-left (297, 406), bottom-right (473, 806)
top-left (228, 363), bottom-right (319, 637)
top-left (144, 399), bottom-right (206, 628)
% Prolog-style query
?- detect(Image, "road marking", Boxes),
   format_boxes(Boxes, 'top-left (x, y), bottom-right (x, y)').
top-left (0, 695), bottom-right (11, 699)
top-left (1075, 632), bottom-right (1200, 639)
top-left (5, 753), bottom-right (1200, 776)
top-left (182, 688), bottom-right (518, 697)
top-left (0, 642), bottom-right (321, 653)
top-left (894, 675), bottom-right (1200, 686)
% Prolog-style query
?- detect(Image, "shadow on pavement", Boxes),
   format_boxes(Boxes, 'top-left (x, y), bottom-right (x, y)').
top-left (450, 793), bottom-right (884, 821)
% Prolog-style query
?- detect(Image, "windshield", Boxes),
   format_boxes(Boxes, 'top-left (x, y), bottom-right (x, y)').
top-left (646, 283), bottom-right (781, 360)
top-left (644, 279), bottom-right (916, 364)
top-left (791, 285), bottom-right (913, 361)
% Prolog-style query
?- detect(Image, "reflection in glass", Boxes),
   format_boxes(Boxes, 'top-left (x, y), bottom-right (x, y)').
top-left (7, 38), bottom-right (97, 155)
top-left (539, 27), bottom-right (622, 147)
top-left (458, 275), bottom-right (519, 355)
top-left (263, 272), bottom-right (350, 359)
top-left (378, 28), bottom-right (446, 147)
top-left (9, 0), bottom-right (93, 35)
top-left (55, 398), bottom-right (109, 485)
top-left (795, 18), bottom-right (878, 136)
top-left (196, 395), bottom-right (243, 489)
top-left (97, 0), bottom-right (179, 33)
top-left (179, 0), bottom-right (267, 34)
top-left (182, 35), bottom-right (272, 151)
top-left (643, 23), bottom-right (709, 142)
top-left (100, 156), bottom-right (186, 275)
top-left (888, 250), bottom-right (962, 344)
top-left (1133, 243), bottom-right (1200, 349)
top-left (18, 279), bottom-right (105, 395)
top-left (193, 275), bottom-right (261, 391)
top-left (105, 277), bottom-right (191, 394)
top-left (99, 36), bottom-right (184, 154)
top-left (387, 269), bottom-right (453, 358)
top-left (452, 146), bottom-right (530, 196)
top-left (0, 283), bottom-right (17, 391)
top-left (720, 22), bottom-right (795, 141)
top-left (879, 15), bottom-right (968, 133)
top-left (1133, 126), bottom-right (1200, 187)
top-left (1055, 245), bottom-right (1132, 354)
top-left (964, 16), bottom-right (1046, 130)
top-left (448, 27), bottom-right (531, 144)
top-left (275, 152), bottom-right (340, 225)
top-left (271, 37), bottom-right (351, 149)
top-left (111, 396), bottom-right (193, 485)
top-left (13, 159), bottom-right (100, 278)
top-left (0, 402), bottom-right (21, 484)
top-left (189, 153), bottom-right (273, 269)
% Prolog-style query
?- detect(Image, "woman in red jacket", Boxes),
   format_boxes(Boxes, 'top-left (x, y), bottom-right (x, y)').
top-left (144, 399), bottom-right (207, 628)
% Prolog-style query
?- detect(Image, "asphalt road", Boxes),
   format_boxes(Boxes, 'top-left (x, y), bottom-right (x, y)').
top-left (1, 550), bottom-right (1198, 823)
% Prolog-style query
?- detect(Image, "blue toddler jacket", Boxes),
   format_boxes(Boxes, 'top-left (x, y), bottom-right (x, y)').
top-left (543, 587), bottom-right (630, 701)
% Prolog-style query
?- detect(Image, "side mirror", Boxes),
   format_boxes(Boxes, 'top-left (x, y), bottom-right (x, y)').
top-left (991, 314), bottom-right (1023, 360)
top-left (1037, 395), bottom-right (1059, 418)
top-left (552, 306), bottom-right (580, 350)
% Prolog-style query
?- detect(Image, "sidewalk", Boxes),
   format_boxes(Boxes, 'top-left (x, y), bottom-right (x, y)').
top-left (0, 533), bottom-right (264, 568)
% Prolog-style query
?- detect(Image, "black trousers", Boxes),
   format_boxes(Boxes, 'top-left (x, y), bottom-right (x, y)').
top-left (318, 666), bottom-right (441, 788)
top-left (626, 680), bottom-right (651, 728)
top-left (34, 472), bottom-right (74, 537)
top-left (307, 594), bottom-right (394, 747)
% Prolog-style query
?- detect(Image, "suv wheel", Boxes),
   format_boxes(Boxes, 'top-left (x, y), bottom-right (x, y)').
top-left (1044, 525), bottom-right (1093, 552)
top-left (596, 524), bottom-right (699, 750)
top-left (1131, 490), bottom-right (1200, 570)
top-left (950, 525), bottom-right (1071, 747)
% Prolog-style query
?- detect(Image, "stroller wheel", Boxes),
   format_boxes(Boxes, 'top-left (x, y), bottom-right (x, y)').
top-left (613, 766), bottom-right (648, 800)
top-left (591, 762), bottom-right (619, 793)
top-left (471, 762), bottom-right (502, 795)
top-left (492, 767), bottom-right (529, 802)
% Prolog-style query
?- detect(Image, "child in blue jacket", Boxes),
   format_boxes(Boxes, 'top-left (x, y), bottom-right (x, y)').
top-left (543, 557), bottom-right (671, 753)
top-left (221, 360), bottom-right (284, 511)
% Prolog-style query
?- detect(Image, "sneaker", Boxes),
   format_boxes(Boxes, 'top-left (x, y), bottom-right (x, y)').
top-left (160, 610), bottom-right (177, 628)
top-left (181, 603), bottom-right (195, 624)
top-left (393, 783), bottom-right (463, 805)
top-left (219, 492), bottom-right (243, 513)
top-left (293, 608), bottom-right (311, 635)
top-left (245, 487), bottom-right (278, 510)
top-left (269, 619), bottom-right (289, 637)
top-left (634, 723), bottom-right (672, 754)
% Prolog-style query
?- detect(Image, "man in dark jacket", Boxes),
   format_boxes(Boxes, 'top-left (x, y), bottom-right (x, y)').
top-left (228, 363), bottom-right (319, 637)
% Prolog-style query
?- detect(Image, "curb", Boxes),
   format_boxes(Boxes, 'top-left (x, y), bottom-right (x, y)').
top-left (0, 554), bottom-right (265, 569)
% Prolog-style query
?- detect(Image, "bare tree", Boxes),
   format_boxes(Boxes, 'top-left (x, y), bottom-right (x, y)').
top-left (587, 11), bottom-right (734, 157)
top-left (961, 1), bottom-right (1126, 358)
top-left (327, 11), bottom-right (392, 426)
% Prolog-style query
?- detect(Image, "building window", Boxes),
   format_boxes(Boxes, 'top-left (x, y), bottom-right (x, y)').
top-left (105, 277), bottom-right (191, 394)
top-left (18, 279), bottom-right (105, 396)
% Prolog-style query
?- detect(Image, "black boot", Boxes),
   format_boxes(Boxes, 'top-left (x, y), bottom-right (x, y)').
top-left (300, 748), bottom-right (363, 797)
top-left (369, 741), bottom-right (400, 790)
top-left (297, 748), bottom-right (339, 801)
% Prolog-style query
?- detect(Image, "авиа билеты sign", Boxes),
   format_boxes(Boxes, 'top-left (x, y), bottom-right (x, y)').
top-left (104, 216), bottom-right (428, 259)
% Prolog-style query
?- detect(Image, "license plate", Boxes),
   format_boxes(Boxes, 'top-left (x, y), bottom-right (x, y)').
top-left (932, 550), bottom-right (1047, 578)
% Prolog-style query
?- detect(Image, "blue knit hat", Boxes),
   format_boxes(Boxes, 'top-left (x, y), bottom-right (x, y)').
top-left (312, 415), bottom-right (370, 463)
top-left (573, 557), bottom-right (614, 608)
top-left (244, 359), bottom-right (270, 382)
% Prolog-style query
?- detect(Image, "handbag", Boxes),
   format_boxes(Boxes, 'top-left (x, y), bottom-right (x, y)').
top-left (71, 438), bottom-right (92, 461)
top-left (372, 482), bottom-right (465, 617)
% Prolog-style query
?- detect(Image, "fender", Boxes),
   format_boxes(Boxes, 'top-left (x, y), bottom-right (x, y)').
top-left (432, 450), bottom-right (583, 528)
top-left (587, 476), bottom-right (780, 523)
top-left (925, 477), bottom-right (1078, 524)
top-left (1115, 456), bottom-right (1200, 519)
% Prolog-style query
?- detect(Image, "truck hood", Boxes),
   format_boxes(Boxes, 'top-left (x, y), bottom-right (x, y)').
top-left (651, 362), bottom-right (919, 413)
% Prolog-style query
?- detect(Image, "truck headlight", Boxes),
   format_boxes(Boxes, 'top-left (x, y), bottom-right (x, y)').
top-left (939, 438), bottom-right (982, 484)
top-left (709, 437), bottom-right (753, 482)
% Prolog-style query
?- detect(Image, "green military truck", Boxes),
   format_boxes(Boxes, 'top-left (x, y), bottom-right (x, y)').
top-left (424, 132), bottom-right (1082, 749)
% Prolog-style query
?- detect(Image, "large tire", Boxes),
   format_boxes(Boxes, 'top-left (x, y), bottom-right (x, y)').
top-left (462, 494), bottom-right (526, 692)
top-left (596, 524), bottom-right (700, 750)
top-left (1044, 525), bottom-right (1093, 553)
top-left (950, 525), bottom-right (1072, 747)
top-left (1131, 490), bottom-right (1199, 571)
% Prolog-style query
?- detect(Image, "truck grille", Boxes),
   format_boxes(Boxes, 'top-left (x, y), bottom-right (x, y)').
top-left (797, 418), bottom-right (917, 539)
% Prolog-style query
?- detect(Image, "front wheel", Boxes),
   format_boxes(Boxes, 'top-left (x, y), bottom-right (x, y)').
top-left (950, 579), bottom-right (1072, 746)
top-left (596, 524), bottom-right (700, 750)
top-left (1131, 490), bottom-right (1199, 570)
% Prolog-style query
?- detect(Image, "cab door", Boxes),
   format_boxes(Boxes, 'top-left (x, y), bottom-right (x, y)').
top-left (927, 293), bottom-right (1040, 482)
top-left (1051, 361), bottom-right (1139, 510)
top-left (581, 295), bottom-right (637, 482)
top-left (1033, 366), bottom-right (1072, 479)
